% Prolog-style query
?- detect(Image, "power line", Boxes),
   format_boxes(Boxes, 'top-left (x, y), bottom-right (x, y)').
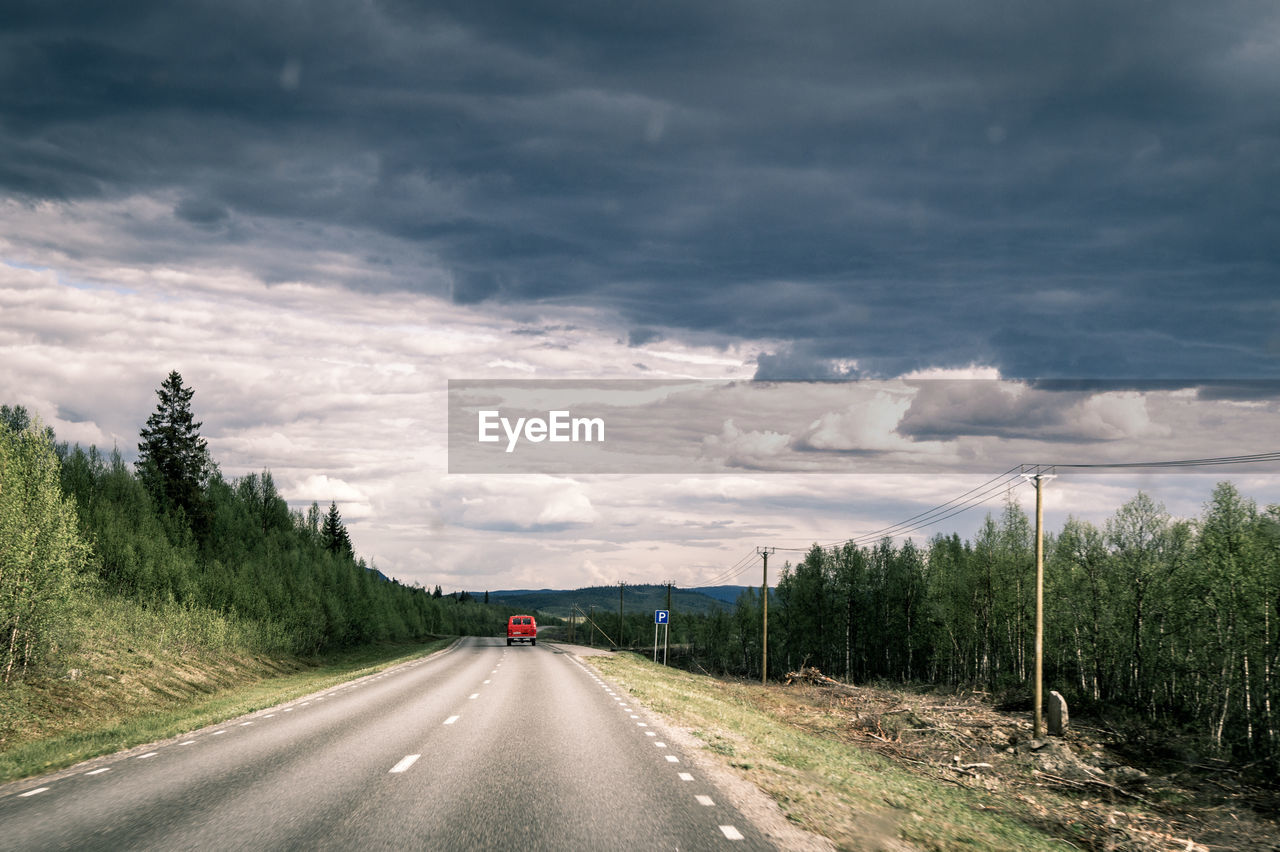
top-left (1041, 451), bottom-right (1280, 469)
top-left (776, 466), bottom-right (1029, 554)
top-left (683, 450), bottom-right (1280, 593)
top-left (687, 548), bottom-right (759, 589)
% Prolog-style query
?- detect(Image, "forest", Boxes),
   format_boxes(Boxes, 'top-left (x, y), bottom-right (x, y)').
top-left (0, 372), bottom-right (511, 686)
top-left (681, 486), bottom-right (1279, 765)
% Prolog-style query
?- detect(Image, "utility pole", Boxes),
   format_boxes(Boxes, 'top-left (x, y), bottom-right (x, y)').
top-left (1021, 468), bottom-right (1055, 739)
top-left (570, 603), bottom-right (575, 644)
top-left (664, 581), bottom-right (674, 665)
top-left (758, 547), bottom-right (774, 684)
top-left (618, 581), bottom-right (625, 650)
top-left (589, 604), bottom-right (596, 647)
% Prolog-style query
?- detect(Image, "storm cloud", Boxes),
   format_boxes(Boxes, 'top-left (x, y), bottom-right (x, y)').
top-left (3, 1), bottom-right (1277, 380)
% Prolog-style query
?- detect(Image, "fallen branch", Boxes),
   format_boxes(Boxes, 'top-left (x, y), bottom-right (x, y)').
top-left (1033, 770), bottom-right (1153, 806)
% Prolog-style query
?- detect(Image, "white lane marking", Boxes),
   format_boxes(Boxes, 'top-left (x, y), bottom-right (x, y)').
top-left (179, 741), bottom-right (195, 746)
top-left (637, 722), bottom-right (648, 727)
top-left (630, 715), bottom-right (639, 719)
top-left (86, 768), bottom-right (111, 775)
top-left (720, 825), bottom-right (744, 840)
top-left (696, 795), bottom-right (715, 806)
top-left (138, 752), bottom-right (158, 759)
top-left (655, 742), bottom-right (667, 748)
top-left (389, 754), bottom-right (420, 774)
top-left (213, 730), bottom-right (226, 736)
top-left (300, 702), bottom-right (311, 706)
top-left (444, 715), bottom-right (460, 725)
top-left (645, 731), bottom-right (656, 737)
top-left (284, 708), bottom-right (293, 712)
top-left (665, 755), bottom-right (679, 763)
top-left (483, 680), bottom-right (491, 684)
top-left (469, 693), bottom-right (479, 700)
top-left (240, 722), bottom-right (253, 727)
top-left (263, 714), bottom-right (276, 718)
top-left (19, 787), bottom-right (49, 797)
top-left (678, 772), bottom-right (694, 781)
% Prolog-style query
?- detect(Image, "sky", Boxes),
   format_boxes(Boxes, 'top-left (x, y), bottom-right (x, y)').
top-left (2, 1), bottom-right (1278, 591)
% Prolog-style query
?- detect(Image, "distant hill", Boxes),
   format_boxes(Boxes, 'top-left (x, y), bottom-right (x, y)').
top-left (482, 585), bottom-right (762, 618)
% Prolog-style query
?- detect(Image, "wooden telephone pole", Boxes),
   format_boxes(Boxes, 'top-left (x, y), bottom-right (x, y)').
top-left (1021, 469), bottom-right (1055, 738)
top-left (758, 547), bottom-right (774, 684)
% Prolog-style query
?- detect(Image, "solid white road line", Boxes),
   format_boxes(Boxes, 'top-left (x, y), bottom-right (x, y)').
top-left (389, 754), bottom-right (420, 774)
top-left (720, 825), bottom-right (744, 840)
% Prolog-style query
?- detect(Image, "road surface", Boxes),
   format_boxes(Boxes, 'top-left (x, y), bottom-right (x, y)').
top-left (0, 638), bottom-right (784, 850)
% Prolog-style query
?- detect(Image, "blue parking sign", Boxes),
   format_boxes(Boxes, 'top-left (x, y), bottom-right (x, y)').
top-left (655, 610), bottom-right (669, 624)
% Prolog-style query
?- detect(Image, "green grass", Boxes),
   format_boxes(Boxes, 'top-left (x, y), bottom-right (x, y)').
top-left (589, 653), bottom-right (1075, 852)
top-left (0, 593), bottom-right (454, 784)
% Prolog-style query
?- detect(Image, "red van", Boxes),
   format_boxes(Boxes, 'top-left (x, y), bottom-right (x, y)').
top-left (507, 615), bottom-right (537, 646)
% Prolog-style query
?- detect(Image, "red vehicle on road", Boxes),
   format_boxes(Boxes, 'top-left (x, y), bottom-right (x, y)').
top-left (507, 614), bottom-right (537, 646)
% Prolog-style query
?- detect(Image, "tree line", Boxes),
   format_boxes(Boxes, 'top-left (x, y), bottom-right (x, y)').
top-left (1, 372), bottom-right (514, 683)
top-left (681, 486), bottom-right (1279, 763)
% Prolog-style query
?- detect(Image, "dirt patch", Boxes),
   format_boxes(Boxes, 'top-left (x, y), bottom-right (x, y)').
top-left (776, 668), bottom-right (1280, 852)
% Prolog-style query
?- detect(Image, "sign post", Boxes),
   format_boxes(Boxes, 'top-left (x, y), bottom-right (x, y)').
top-left (654, 610), bottom-right (669, 663)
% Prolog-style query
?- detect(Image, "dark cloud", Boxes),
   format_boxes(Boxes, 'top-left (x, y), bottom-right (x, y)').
top-left (627, 327), bottom-right (663, 347)
top-left (2, 1), bottom-right (1278, 379)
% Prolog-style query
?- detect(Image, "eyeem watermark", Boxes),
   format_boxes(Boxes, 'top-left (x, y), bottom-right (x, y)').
top-left (478, 409), bottom-right (605, 453)
top-left (449, 378), bottom-right (1280, 474)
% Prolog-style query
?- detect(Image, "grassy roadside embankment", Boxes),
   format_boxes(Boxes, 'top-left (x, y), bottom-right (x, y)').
top-left (587, 653), bottom-right (1077, 852)
top-left (0, 593), bottom-right (453, 785)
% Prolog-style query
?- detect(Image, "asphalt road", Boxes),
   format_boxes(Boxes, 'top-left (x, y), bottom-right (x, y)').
top-left (0, 638), bottom-right (777, 850)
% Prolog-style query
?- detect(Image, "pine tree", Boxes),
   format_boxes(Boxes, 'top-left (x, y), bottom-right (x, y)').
top-left (136, 371), bottom-right (214, 525)
top-left (321, 501), bottom-right (354, 559)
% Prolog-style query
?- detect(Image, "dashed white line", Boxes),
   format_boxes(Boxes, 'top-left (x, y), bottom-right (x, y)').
top-left (637, 722), bottom-right (648, 727)
top-left (678, 772), bottom-right (694, 781)
top-left (179, 741), bottom-right (195, 746)
top-left (213, 730), bottom-right (226, 736)
top-left (645, 731), bottom-right (656, 737)
top-left (720, 825), bottom-right (744, 840)
top-left (469, 693), bottom-right (479, 700)
top-left (19, 787), bottom-right (48, 797)
top-left (696, 795), bottom-right (715, 806)
top-left (444, 715), bottom-right (460, 725)
top-left (655, 742), bottom-right (667, 748)
top-left (263, 714), bottom-right (276, 718)
top-left (86, 768), bottom-right (111, 775)
top-left (389, 754), bottom-right (420, 774)
top-left (665, 755), bottom-right (679, 763)
top-left (137, 752), bottom-right (158, 760)
top-left (240, 722), bottom-right (253, 727)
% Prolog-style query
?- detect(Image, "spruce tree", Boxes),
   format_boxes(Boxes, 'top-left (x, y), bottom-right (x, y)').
top-left (321, 500), bottom-right (354, 559)
top-left (136, 371), bottom-right (213, 524)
